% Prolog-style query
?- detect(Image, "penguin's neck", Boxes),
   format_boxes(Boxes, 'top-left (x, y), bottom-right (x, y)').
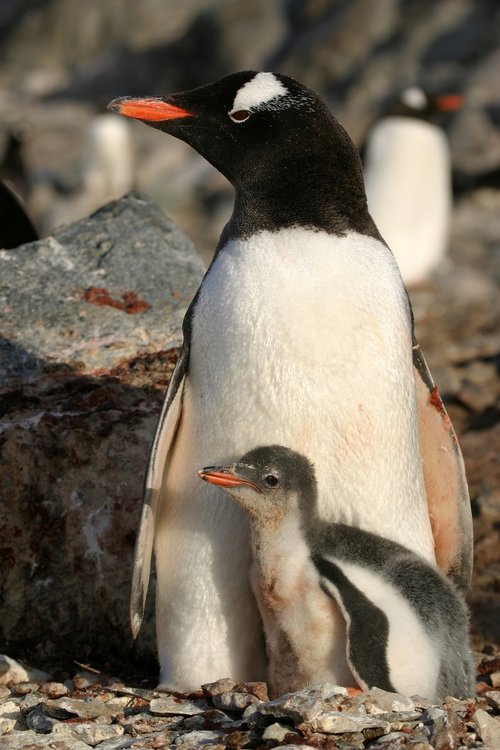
top-left (249, 509), bottom-right (313, 601)
top-left (228, 153), bottom-right (379, 239)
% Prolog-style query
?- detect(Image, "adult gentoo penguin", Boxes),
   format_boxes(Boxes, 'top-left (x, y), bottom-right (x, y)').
top-left (200, 445), bottom-right (475, 701)
top-left (109, 72), bottom-right (472, 690)
top-left (363, 87), bottom-right (463, 286)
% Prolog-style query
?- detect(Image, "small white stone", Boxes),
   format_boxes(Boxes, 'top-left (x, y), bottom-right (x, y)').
top-left (366, 687), bottom-right (416, 713)
top-left (307, 710), bottom-right (390, 734)
top-left (52, 721), bottom-right (124, 746)
top-left (150, 696), bottom-right (208, 716)
top-left (491, 671), bottom-right (500, 687)
top-left (0, 701), bottom-right (21, 735)
top-left (474, 708), bottom-right (500, 748)
top-left (0, 728), bottom-right (92, 748)
top-left (0, 656), bottom-right (51, 687)
top-left (262, 722), bottom-right (292, 741)
top-left (174, 729), bottom-right (222, 746)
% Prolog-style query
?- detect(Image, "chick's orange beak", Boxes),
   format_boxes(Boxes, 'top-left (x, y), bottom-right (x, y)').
top-left (198, 468), bottom-right (258, 491)
top-left (109, 97), bottom-right (192, 122)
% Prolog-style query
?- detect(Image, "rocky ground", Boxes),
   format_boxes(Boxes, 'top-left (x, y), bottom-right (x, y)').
top-left (0, 654), bottom-right (500, 749)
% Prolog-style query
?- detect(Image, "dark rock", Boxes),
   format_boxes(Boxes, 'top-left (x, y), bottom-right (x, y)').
top-left (0, 194), bottom-right (204, 676)
top-left (25, 705), bottom-right (55, 733)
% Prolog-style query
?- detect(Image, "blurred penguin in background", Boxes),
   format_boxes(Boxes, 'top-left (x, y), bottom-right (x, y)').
top-left (363, 86), bottom-right (463, 287)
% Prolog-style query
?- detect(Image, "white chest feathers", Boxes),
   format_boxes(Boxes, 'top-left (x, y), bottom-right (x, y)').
top-left (364, 117), bottom-right (451, 286)
top-left (184, 227), bottom-right (434, 559)
top-left (249, 507), bottom-right (355, 697)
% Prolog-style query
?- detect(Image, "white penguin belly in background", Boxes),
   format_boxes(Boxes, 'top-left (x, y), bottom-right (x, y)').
top-left (364, 117), bottom-right (451, 286)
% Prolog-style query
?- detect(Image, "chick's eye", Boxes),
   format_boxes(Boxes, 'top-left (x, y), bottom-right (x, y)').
top-left (229, 109), bottom-right (251, 123)
top-left (264, 474), bottom-right (279, 488)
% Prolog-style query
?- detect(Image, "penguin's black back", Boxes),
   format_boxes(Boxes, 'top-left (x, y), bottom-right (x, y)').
top-left (310, 523), bottom-right (474, 699)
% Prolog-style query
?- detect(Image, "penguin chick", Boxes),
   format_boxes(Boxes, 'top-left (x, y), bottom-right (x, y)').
top-left (363, 87), bottom-right (463, 287)
top-left (200, 445), bottom-right (475, 702)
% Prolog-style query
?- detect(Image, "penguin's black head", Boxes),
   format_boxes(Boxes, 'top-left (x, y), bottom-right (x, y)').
top-left (199, 444), bottom-right (317, 522)
top-left (109, 71), bottom-right (368, 227)
top-left (385, 86), bottom-right (464, 122)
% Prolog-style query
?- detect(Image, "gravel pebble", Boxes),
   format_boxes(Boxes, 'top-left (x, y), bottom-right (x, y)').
top-left (19, 691), bottom-right (43, 713)
top-left (0, 731), bottom-right (93, 749)
top-left (0, 655), bottom-right (51, 687)
top-left (262, 721), bottom-right (294, 741)
top-left (72, 672), bottom-right (103, 690)
top-left (149, 695), bottom-right (210, 716)
top-left (52, 721), bottom-right (125, 746)
top-left (212, 690), bottom-right (260, 712)
top-left (0, 700), bottom-right (21, 735)
top-left (39, 681), bottom-right (70, 698)
top-left (0, 662), bottom-right (498, 749)
top-left (234, 681), bottom-right (269, 701)
top-left (25, 704), bottom-right (55, 733)
top-left (363, 687), bottom-right (417, 714)
top-left (201, 678), bottom-right (236, 697)
top-left (11, 682), bottom-right (42, 696)
top-left (44, 696), bottom-right (125, 720)
top-left (245, 683), bottom-right (349, 724)
top-left (474, 708), bottom-right (500, 747)
top-left (485, 691), bottom-right (500, 711)
top-left (174, 729), bottom-right (223, 747)
top-left (491, 671), bottom-right (500, 687)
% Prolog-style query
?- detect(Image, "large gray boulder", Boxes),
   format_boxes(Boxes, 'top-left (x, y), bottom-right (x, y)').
top-left (0, 193), bottom-right (205, 678)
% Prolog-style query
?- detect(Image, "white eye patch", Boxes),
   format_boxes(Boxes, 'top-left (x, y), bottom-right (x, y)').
top-left (230, 72), bottom-right (288, 116)
top-left (401, 86), bottom-right (427, 110)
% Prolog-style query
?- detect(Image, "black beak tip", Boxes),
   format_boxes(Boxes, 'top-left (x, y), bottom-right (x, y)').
top-left (107, 98), bottom-right (123, 113)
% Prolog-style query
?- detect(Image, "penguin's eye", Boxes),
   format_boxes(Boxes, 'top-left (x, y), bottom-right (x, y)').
top-left (264, 474), bottom-right (279, 488)
top-left (229, 110), bottom-right (251, 123)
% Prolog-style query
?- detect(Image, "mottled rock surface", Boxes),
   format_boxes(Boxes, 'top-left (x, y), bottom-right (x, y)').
top-left (0, 191), bottom-right (204, 384)
top-left (0, 664), bottom-right (499, 749)
top-left (0, 194), bottom-right (205, 674)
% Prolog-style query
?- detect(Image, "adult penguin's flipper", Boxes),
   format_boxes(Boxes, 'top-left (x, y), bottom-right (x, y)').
top-left (130, 346), bottom-right (187, 637)
top-left (413, 341), bottom-right (473, 592)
